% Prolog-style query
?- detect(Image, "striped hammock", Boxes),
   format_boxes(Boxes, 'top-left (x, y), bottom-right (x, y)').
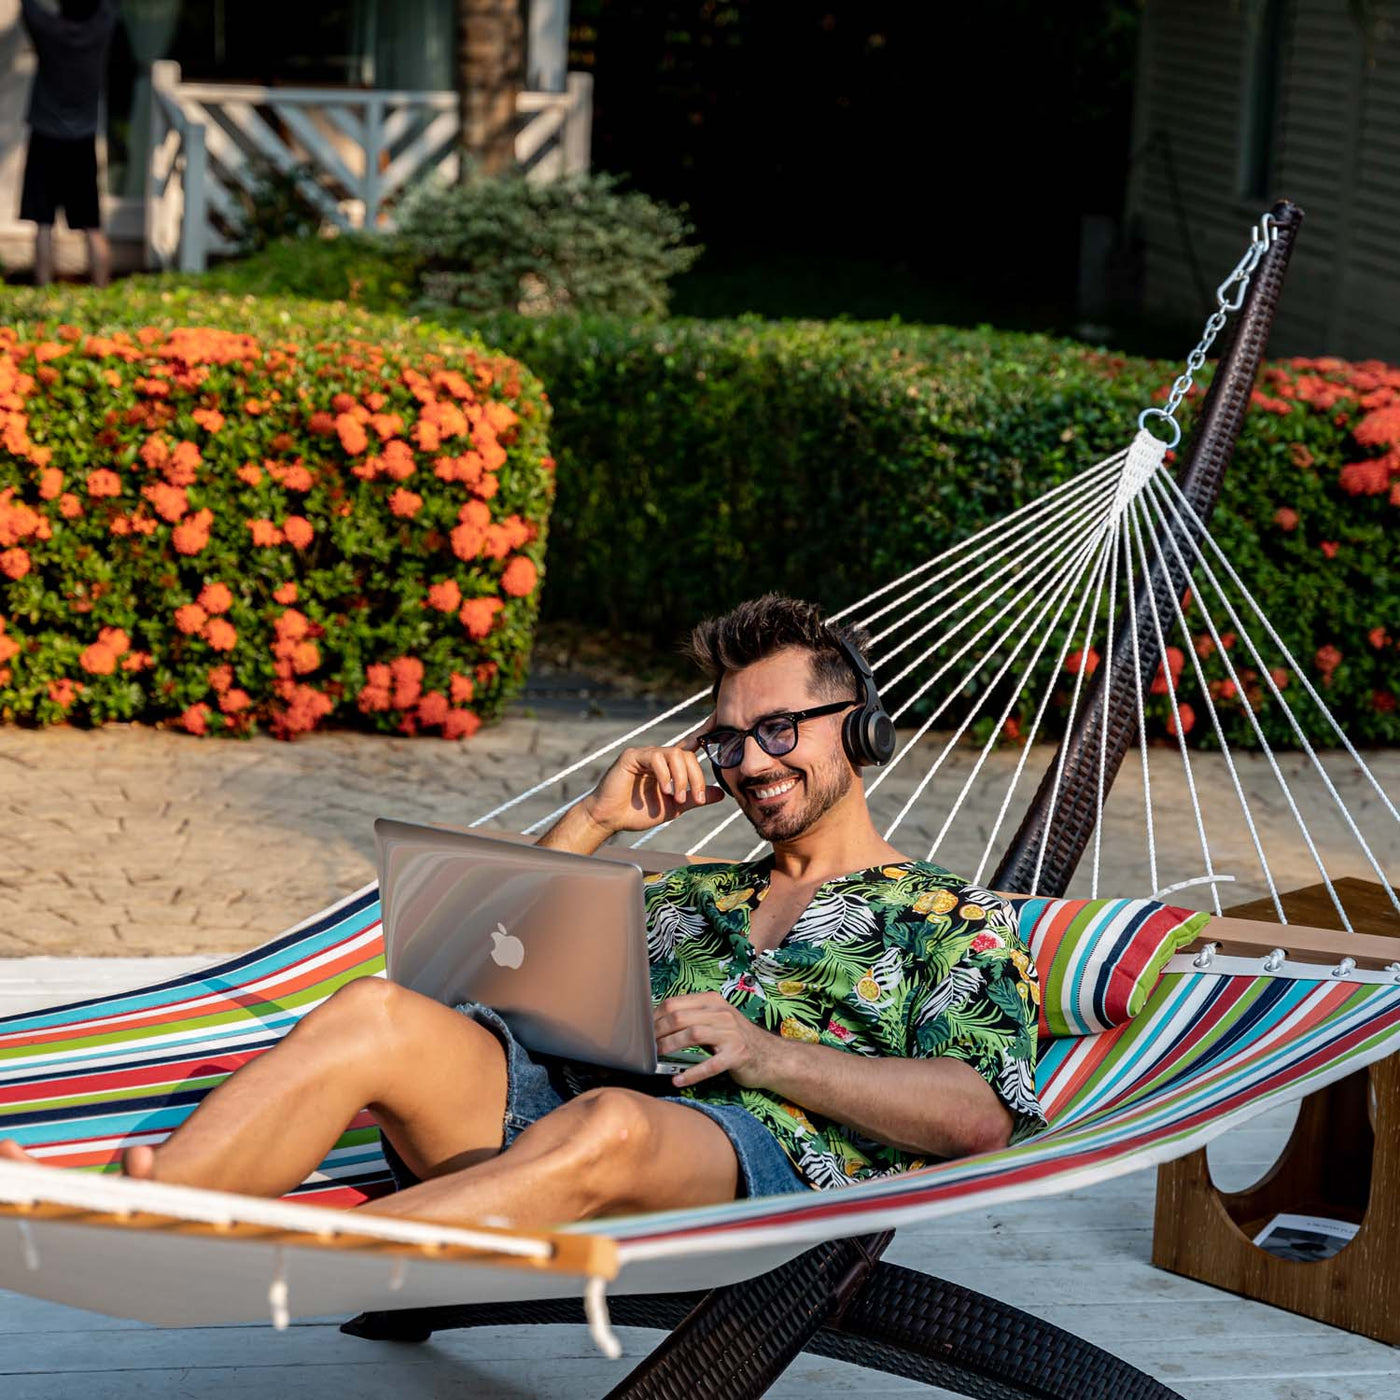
top-left (5, 878), bottom-right (1400, 1329)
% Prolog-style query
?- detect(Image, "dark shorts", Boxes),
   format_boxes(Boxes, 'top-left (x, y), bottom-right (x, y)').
top-left (382, 1000), bottom-right (811, 1202)
top-left (20, 130), bottom-right (101, 229)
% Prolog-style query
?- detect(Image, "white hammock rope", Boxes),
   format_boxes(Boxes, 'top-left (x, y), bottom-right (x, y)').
top-left (472, 448), bottom-right (1130, 838)
top-left (1142, 469), bottom-right (1400, 922)
top-left (1122, 508), bottom-right (1160, 897)
top-left (874, 518), bottom-right (1112, 846)
top-left (840, 448), bottom-right (1128, 636)
top-left (864, 470), bottom-right (1124, 662)
top-left (1154, 469), bottom-right (1400, 832)
top-left (747, 502), bottom-right (1119, 864)
top-left (1137, 473), bottom-right (1351, 929)
top-left (919, 523), bottom-right (1114, 861)
top-left (1124, 496), bottom-right (1225, 916)
top-left (969, 512), bottom-right (1130, 887)
top-left (462, 213), bottom-right (1393, 924)
top-left (1091, 513), bottom-right (1123, 899)
top-left (663, 457), bottom-right (1129, 860)
top-left (1030, 494), bottom-right (1122, 895)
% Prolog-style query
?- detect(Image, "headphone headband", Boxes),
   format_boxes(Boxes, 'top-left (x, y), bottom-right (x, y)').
top-left (829, 630), bottom-right (897, 770)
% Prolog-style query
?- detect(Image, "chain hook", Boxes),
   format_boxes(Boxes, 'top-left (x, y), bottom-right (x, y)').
top-left (1136, 209), bottom-right (1278, 447)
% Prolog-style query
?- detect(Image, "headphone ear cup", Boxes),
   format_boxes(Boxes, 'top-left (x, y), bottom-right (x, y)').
top-left (868, 709), bottom-right (897, 765)
top-left (842, 707), bottom-right (866, 767)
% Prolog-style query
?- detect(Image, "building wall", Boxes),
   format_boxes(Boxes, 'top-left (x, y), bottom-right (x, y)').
top-left (1128, 0), bottom-right (1400, 360)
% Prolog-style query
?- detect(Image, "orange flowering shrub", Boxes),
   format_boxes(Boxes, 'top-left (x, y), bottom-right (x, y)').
top-left (0, 293), bottom-right (552, 739)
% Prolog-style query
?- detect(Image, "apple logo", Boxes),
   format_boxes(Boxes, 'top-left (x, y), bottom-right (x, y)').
top-left (490, 922), bottom-right (525, 970)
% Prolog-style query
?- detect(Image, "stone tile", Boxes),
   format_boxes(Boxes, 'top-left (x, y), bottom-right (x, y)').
top-left (2, 711), bottom-right (1398, 955)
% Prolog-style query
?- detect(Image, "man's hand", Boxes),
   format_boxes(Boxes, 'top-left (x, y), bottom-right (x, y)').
top-left (654, 992), bottom-right (783, 1089)
top-left (583, 733), bottom-right (725, 837)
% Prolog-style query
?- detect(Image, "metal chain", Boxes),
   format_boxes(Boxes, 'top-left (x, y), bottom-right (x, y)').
top-left (1138, 211), bottom-right (1278, 449)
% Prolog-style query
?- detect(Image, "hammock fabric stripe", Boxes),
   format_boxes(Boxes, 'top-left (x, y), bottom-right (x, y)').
top-left (5, 882), bottom-right (1400, 1255)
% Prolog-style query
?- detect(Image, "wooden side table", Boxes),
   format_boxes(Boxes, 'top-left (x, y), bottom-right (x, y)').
top-left (1151, 877), bottom-right (1400, 1344)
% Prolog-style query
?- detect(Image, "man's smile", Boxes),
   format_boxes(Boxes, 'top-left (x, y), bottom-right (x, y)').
top-left (745, 775), bottom-right (801, 805)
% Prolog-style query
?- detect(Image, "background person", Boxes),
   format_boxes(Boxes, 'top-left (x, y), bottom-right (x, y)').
top-left (18, 0), bottom-right (120, 287)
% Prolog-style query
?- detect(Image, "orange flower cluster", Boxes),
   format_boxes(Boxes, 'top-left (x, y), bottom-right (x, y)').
top-left (1251, 358), bottom-right (1400, 504)
top-left (1064, 647), bottom-right (1099, 677)
top-left (459, 596), bottom-right (504, 640)
top-left (355, 654), bottom-right (482, 740)
top-left (0, 312), bottom-right (549, 742)
top-left (500, 555), bottom-right (537, 598)
top-left (78, 626), bottom-right (135, 675)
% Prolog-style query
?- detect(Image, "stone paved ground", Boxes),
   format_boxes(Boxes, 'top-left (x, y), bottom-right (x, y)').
top-left (3, 701), bottom-right (1398, 956)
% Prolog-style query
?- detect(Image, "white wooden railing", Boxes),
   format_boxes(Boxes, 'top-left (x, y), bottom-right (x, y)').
top-left (144, 61), bottom-right (593, 273)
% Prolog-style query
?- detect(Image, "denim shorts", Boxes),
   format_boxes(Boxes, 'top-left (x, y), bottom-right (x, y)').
top-left (383, 1000), bottom-right (810, 1201)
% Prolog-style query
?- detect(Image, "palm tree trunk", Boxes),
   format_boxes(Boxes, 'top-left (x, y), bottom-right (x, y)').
top-left (457, 0), bottom-right (524, 182)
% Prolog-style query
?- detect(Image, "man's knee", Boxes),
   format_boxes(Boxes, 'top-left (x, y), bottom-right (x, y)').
top-left (563, 1089), bottom-right (657, 1178)
top-left (296, 975), bottom-right (408, 1045)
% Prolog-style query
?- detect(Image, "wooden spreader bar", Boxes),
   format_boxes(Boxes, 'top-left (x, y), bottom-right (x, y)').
top-left (0, 1195), bottom-right (619, 1280)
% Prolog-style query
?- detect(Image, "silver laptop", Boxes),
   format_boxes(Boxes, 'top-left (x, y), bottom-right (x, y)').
top-left (374, 819), bottom-right (706, 1075)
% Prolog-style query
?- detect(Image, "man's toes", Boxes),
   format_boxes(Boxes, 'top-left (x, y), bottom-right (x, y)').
top-left (0, 1138), bottom-right (43, 1166)
top-left (121, 1144), bottom-right (157, 1180)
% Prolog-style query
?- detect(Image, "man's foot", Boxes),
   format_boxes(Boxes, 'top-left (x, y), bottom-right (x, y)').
top-left (121, 1144), bottom-right (157, 1179)
top-left (1, 1137), bottom-right (161, 1178)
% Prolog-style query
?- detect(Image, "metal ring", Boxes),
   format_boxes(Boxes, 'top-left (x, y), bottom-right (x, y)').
top-left (1262, 948), bottom-right (1287, 973)
top-left (1137, 408), bottom-right (1182, 449)
top-left (1331, 956), bottom-right (1357, 979)
top-left (1192, 943), bottom-right (1218, 970)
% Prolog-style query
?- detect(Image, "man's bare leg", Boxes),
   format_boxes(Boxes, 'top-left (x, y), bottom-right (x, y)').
top-left (33, 225), bottom-right (53, 286)
top-left (362, 1087), bottom-right (742, 1228)
top-left (85, 229), bottom-right (110, 288)
top-left (2, 978), bottom-right (509, 1196)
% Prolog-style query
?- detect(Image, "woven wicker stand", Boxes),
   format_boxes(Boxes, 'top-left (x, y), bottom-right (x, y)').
top-left (342, 200), bottom-right (1304, 1398)
top-left (1153, 877), bottom-right (1400, 1346)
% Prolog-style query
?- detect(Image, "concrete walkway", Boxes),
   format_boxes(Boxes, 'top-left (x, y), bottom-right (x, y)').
top-left (3, 704), bottom-right (1398, 957)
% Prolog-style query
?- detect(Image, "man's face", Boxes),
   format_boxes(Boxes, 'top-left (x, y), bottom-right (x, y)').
top-left (712, 647), bottom-right (856, 843)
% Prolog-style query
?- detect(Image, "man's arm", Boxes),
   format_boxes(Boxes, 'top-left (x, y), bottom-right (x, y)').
top-left (534, 797), bottom-right (616, 857)
top-left (757, 1036), bottom-right (1013, 1158)
top-left (532, 733), bottom-right (723, 858)
top-left (654, 992), bottom-right (1015, 1159)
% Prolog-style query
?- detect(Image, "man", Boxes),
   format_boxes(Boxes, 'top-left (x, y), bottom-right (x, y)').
top-left (0, 596), bottom-right (1045, 1222)
top-left (18, 0), bottom-right (120, 288)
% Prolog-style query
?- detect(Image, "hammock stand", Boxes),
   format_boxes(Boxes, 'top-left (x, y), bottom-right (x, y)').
top-left (334, 200), bottom-right (1315, 1397)
top-left (8, 198), bottom-right (1396, 1397)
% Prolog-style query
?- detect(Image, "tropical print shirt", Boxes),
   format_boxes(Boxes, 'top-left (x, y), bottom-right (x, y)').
top-left (644, 856), bottom-right (1046, 1190)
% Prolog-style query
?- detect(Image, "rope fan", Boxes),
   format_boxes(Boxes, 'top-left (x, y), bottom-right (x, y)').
top-left (7, 199), bottom-right (1400, 1400)
top-left (472, 206), bottom-right (1396, 941)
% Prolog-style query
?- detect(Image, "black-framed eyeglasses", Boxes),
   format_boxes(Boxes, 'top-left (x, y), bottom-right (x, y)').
top-left (700, 702), bottom-right (855, 769)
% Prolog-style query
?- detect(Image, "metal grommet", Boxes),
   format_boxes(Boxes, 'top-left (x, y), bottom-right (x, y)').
top-left (1331, 956), bottom-right (1357, 979)
top-left (1192, 943), bottom-right (1218, 970)
top-left (1262, 948), bottom-right (1286, 973)
top-left (1137, 407), bottom-right (1182, 449)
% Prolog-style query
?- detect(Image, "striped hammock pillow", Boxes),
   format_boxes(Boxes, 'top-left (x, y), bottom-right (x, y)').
top-left (1007, 896), bottom-right (1212, 1039)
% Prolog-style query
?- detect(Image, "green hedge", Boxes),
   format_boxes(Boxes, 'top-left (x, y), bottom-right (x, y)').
top-left (437, 314), bottom-right (1400, 750)
top-left (0, 288), bottom-right (553, 738)
top-left (22, 280), bottom-right (1400, 750)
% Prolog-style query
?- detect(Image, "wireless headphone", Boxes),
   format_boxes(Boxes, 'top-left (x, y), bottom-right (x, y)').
top-left (709, 631), bottom-right (896, 797)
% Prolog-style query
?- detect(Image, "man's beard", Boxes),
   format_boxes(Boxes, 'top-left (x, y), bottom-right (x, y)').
top-left (740, 755), bottom-right (854, 843)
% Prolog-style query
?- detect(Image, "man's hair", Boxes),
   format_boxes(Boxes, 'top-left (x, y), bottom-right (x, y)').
top-left (685, 594), bottom-right (872, 702)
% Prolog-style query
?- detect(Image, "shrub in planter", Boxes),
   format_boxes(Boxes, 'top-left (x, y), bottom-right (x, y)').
top-left (0, 291), bottom-right (553, 739)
